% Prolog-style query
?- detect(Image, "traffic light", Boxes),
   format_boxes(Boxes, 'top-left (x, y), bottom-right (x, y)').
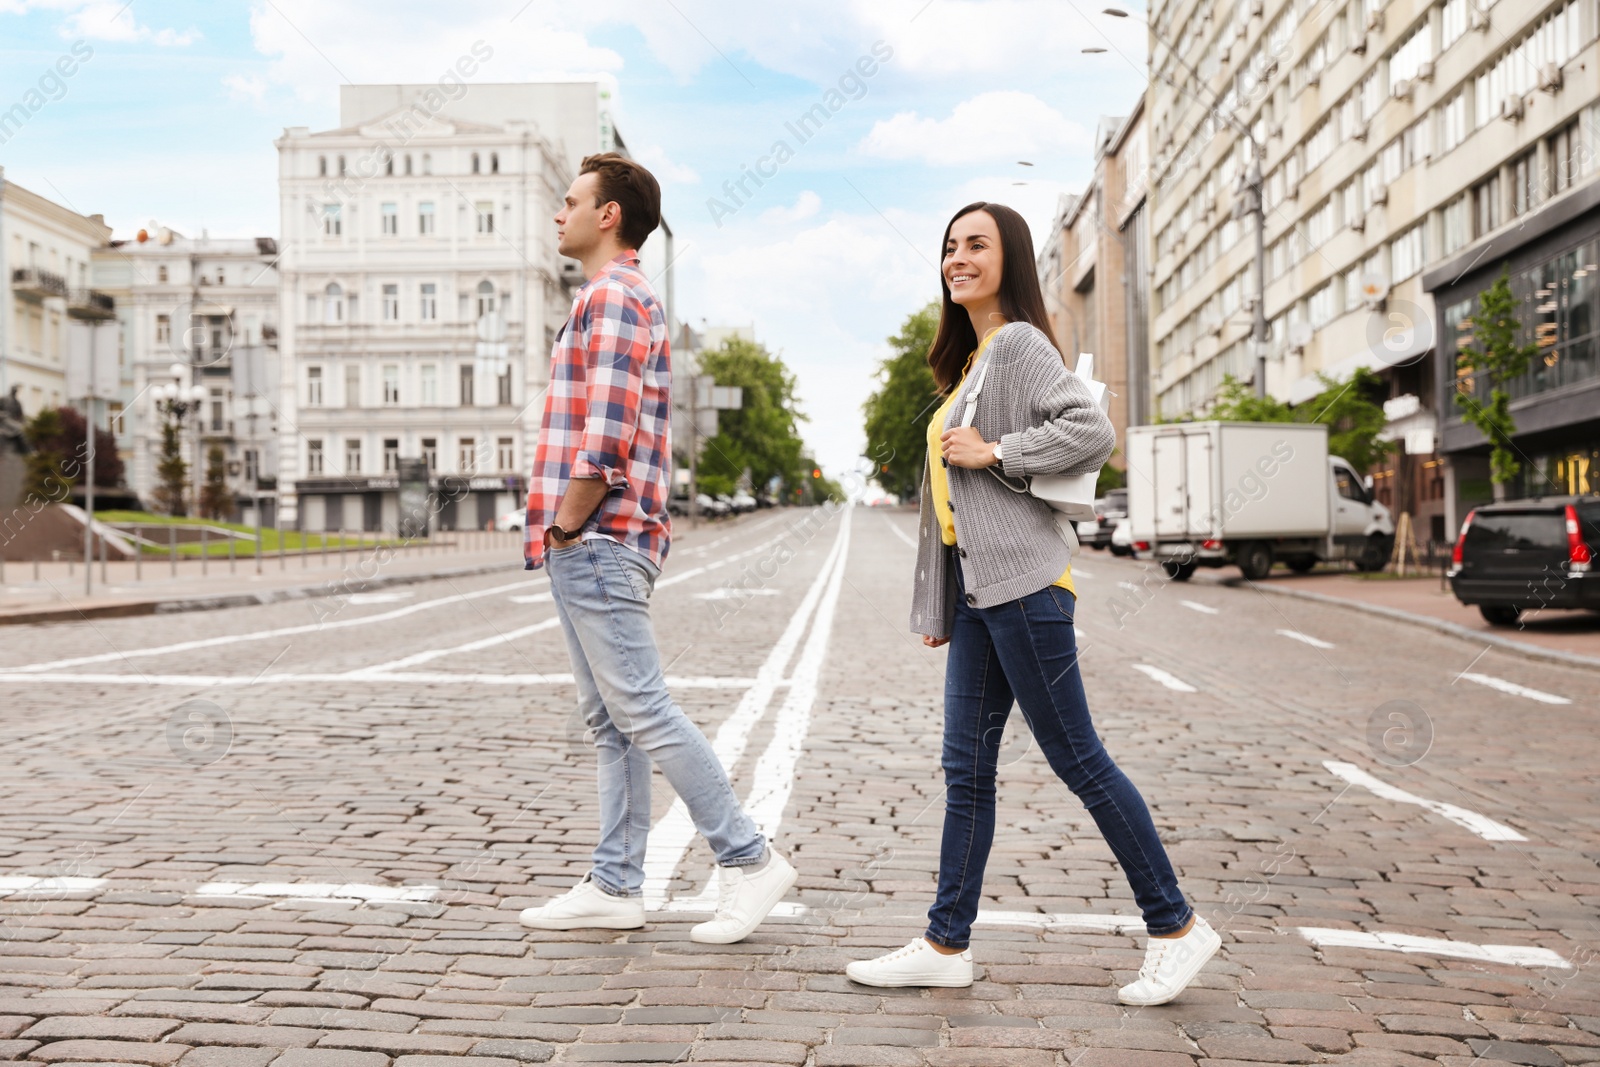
top-left (812, 468), bottom-right (821, 478)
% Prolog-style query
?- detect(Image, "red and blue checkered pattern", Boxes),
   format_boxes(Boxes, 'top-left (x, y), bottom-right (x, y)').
top-left (525, 252), bottom-right (673, 570)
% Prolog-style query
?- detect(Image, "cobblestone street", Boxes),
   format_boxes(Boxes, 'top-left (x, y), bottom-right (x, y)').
top-left (2, 505), bottom-right (1598, 1066)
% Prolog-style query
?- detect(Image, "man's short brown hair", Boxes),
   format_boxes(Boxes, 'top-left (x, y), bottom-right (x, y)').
top-left (580, 152), bottom-right (661, 250)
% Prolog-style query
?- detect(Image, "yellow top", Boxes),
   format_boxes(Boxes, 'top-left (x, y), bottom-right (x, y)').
top-left (927, 331), bottom-right (1074, 595)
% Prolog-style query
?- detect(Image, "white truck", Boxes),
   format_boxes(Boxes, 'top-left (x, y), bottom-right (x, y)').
top-left (1125, 422), bottom-right (1394, 581)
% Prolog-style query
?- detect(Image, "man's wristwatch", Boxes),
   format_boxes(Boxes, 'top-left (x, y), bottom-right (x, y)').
top-left (991, 441), bottom-right (1004, 465)
top-left (548, 523), bottom-right (575, 543)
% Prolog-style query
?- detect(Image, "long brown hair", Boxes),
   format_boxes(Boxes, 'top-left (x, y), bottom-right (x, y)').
top-left (926, 201), bottom-right (1061, 392)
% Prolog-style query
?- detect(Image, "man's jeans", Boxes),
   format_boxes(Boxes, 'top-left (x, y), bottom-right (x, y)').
top-left (926, 555), bottom-right (1193, 947)
top-left (546, 536), bottom-right (765, 897)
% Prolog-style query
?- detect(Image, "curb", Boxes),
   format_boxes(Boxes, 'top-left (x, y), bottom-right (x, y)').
top-left (0, 558), bottom-right (525, 627)
top-left (1240, 580), bottom-right (1600, 672)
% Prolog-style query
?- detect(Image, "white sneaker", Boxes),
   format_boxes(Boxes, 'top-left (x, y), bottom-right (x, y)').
top-left (846, 938), bottom-right (973, 988)
top-left (689, 850), bottom-right (798, 944)
top-left (1117, 915), bottom-right (1221, 1006)
top-left (519, 875), bottom-right (646, 931)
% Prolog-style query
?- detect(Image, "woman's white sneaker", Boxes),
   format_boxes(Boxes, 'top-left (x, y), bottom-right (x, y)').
top-left (846, 938), bottom-right (973, 988)
top-left (519, 875), bottom-right (646, 931)
top-left (1117, 915), bottom-right (1220, 1006)
top-left (689, 850), bottom-right (799, 944)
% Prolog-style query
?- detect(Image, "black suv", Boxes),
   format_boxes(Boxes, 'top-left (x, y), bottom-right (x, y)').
top-left (1447, 496), bottom-right (1598, 626)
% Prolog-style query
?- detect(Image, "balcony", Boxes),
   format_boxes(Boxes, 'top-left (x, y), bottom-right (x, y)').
top-left (68, 289), bottom-right (116, 320)
top-left (11, 267), bottom-right (68, 300)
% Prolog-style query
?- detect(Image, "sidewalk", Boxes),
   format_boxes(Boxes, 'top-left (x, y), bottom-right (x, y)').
top-left (0, 531), bottom-right (527, 625)
top-left (1193, 564), bottom-right (1600, 668)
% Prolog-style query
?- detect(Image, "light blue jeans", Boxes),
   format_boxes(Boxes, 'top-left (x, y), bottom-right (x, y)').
top-left (545, 536), bottom-right (766, 897)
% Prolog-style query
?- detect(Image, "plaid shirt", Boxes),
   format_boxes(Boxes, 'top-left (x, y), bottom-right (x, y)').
top-left (524, 251), bottom-right (673, 571)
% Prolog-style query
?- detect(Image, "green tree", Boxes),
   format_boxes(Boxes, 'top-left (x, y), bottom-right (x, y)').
top-left (200, 445), bottom-right (230, 519)
top-left (1454, 269), bottom-right (1537, 498)
top-left (694, 337), bottom-right (808, 496)
top-left (1207, 375), bottom-right (1293, 422)
top-left (22, 408), bottom-right (74, 502)
top-left (862, 303), bottom-right (941, 500)
top-left (153, 420), bottom-right (188, 516)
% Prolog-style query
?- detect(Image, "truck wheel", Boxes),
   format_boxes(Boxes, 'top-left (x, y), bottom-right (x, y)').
top-left (1479, 604), bottom-right (1520, 627)
top-left (1286, 556), bottom-right (1316, 574)
top-left (1162, 559), bottom-right (1197, 582)
top-left (1237, 541), bottom-right (1274, 581)
top-left (1354, 534), bottom-right (1391, 572)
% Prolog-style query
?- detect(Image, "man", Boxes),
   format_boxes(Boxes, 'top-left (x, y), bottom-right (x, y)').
top-left (518, 153), bottom-right (796, 943)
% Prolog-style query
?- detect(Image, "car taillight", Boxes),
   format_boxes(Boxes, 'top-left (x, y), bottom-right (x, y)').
top-left (1451, 510), bottom-right (1474, 568)
top-left (1201, 539), bottom-right (1222, 550)
top-left (1133, 541), bottom-right (1150, 552)
top-left (1566, 505), bottom-right (1592, 572)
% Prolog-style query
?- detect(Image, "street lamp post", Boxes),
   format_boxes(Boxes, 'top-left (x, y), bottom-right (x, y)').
top-left (1101, 7), bottom-right (1271, 399)
top-left (152, 361), bottom-right (208, 518)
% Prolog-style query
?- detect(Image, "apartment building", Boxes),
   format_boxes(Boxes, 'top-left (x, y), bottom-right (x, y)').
top-left (275, 81), bottom-right (668, 534)
top-left (1145, 0), bottom-right (1598, 539)
top-left (1039, 101), bottom-right (1152, 461)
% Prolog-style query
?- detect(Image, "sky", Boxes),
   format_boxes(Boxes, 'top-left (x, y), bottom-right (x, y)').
top-left (0, 0), bottom-right (1150, 481)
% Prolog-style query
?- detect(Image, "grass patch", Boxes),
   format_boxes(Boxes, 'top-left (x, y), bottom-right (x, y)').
top-left (96, 510), bottom-right (400, 557)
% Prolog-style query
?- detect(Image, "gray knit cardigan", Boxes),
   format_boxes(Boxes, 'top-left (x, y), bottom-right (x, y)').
top-left (909, 322), bottom-right (1116, 640)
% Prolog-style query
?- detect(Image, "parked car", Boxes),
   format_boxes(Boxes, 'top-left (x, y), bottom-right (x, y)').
top-left (1077, 488), bottom-right (1128, 550)
top-left (667, 495), bottom-right (691, 517)
top-left (495, 508), bottom-right (525, 532)
top-left (730, 492), bottom-right (758, 513)
top-left (696, 493), bottom-right (730, 517)
top-left (1109, 517), bottom-right (1134, 557)
top-left (1448, 496), bottom-right (1598, 626)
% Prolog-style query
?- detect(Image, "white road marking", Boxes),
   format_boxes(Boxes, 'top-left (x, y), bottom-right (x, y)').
top-left (641, 511), bottom-right (851, 905)
top-left (1070, 568), bottom-right (1093, 579)
top-left (1299, 927), bottom-right (1567, 968)
top-left (0, 876), bottom-right (106, 897)
top-left (0, 671), bottom-right (761, 689)
top-left (0, 576), bottom-right (541, 674)
top-left (507, 593), bottom-right (552, 604)
top-left (196, 882), bottom-right (438, 903)
top-left (1180, 600), bottom-right (1219, 615)
top-left (347, 591), bottom-right (415, 605)
top-left (1459, 672), bottom-right (1571, 706)
top-left (1118, 581), bottom-right (1141, 591)
top-left (1276, 628), bottom-right (1335, 649)
top-left (883, 516), bottom-right (918, 550)
top-left (1132, 663), bottom-right (1198, 693)
top-left (1322, 760), bottom-right (1526, 841)
top-left (694, 588), bottom-right (780, 601)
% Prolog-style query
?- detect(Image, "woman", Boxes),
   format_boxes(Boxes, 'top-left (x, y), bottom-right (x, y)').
top-left (845, 202), bottom-right (1218, 1006)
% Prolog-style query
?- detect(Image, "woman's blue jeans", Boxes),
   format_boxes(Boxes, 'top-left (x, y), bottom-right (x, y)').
top-left (926, 554), bottom-right (1193, 948)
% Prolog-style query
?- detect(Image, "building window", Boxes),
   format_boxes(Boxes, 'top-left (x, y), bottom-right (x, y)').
top-left (1441, 193), bottom-right (1470, 256)
top-left (157, 265), bottom-right (168, 283)
top-left (490, 151), bottom-right (499, 174)
top-left (1511, 151), bottom-right (1537, 218)
top-left (418, 201), bottom-right (435, 235)
top-left (384, 152), bottom-right (394, 177)
top-left (497, 436), bottom-right (514, 471)
top-left (324, 282), bottom-right (344, 324)
top-left (471, 152), bottom-right (481, 174)
top-left (345, 438), bottom-right (361, 474)
top-left (155, 314), bottom-right (170, 343)
top-left (217, 268), bottom-right (225, 286)
top-left (420, 364), bottom-right (438, 405)
top-left (383, 438), bottom-right (399, 472)
top-left (404, 154), bottom-right (413, 176)
top-left (476, 201), bottom-right (494, 234)
top-left (318, 156), bottom-right (327, 177)
top-left (307, 439), bottom-right (324, 474)
top-left (459, 363), bottom-right (475, 406)
top-left (109, 402), bottom-right (125, 436)
top-left (1390, 224), bottom-right (1426, 282)
top-left (476, 279), bottom-right (495, 317)
top-left (337, 155), bottom-right (346, 176)
top-left (306, 366), bottom-right (323, 406)
top-left (458, 437), bottom-right (476, 473)
top-left (381, 202), bottom-right (398, 235)
top-left (1549, 120), bottom-right (1581, 196)
top-left (345, 363), bottom-right (361, 408)
top-left (244, 448), bottom-right (259, 482)
top-left (323, 203), bottom-right (342, 237)
top-left (419, 282), bottom-right (437, 320)
top-left (421, 153), bottom-right (431, 174)
top-left (209, 388), bottom-right (225, 433)
top-left (1473, 172), bottom-right (1501, 237)
top-left (497, 369), bottom-right (512, 406)
top-left (421, 437), bottom-right (437, 470)
top-left (382, 283), bottom-right (399, 321)
top-left (383, 364), bottom-right (400, 404)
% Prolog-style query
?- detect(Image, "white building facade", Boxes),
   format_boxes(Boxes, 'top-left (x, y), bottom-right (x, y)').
top-left (93, 229), bottom-right (281, 518)
top-left (275, 80), bottom-right (652, 534)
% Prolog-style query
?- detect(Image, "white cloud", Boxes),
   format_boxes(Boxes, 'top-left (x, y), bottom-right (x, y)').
top-left (758, 190), bottom-right (821, 226)
top-left (2, 0), bottom-right (199, 44)
top-left (860, 91), bottom-right (1091, 166)
top-left (223, 74), bottom-right (268, 103)
top-left (632, 143), bottom-right (700, 185)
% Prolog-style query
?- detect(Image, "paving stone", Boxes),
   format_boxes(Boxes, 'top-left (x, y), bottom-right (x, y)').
top-left (175, 1048), bottom-right (283, 1067)
top-left (1464, 1040), bottom-right (1566, 1067)
top-left (466, 1041), bottom-right (553, 1062)
top-left (271, 1051), bottom-right (391, 1067)
top-left (21, 1019), bottom-right (180, 1042)
top-left (26, 1040), bottom-right (192, 1065)
top-left (559, 1045), bottom-right (692, 1063)
top-left (312, 1034), bottom-right (473, 1056)
top-left (166, 1026), bottom-right (324, 1050)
